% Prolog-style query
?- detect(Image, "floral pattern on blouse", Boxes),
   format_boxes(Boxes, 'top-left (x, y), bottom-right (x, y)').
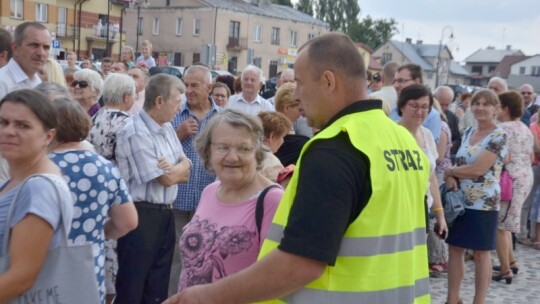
top-left (88, 108), bottom-right (131, 162)
top-left (455, 126), bottom-right (507, 211)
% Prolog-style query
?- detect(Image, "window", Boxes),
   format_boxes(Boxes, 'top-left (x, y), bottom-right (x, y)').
top-left (271, 27), bottom-right (280, 45)
top-left (152, 17), bottom-right (159, 35)
top-left (10, 0), bottom-right (23, 19)
top-left (35, 3), bottom-right (48, 22)
top-left (488, 65), bottom-right (496, 73)
top-left (308, 32), bottom-right (315, 41)
top-left (193, 18), bottom-right (201, 36)
top-left (471, 66), bottom-right (482, 74)
top-left (381, 53), bottom-right (392, 65)
top-left (532, 66), bottom-right (540, 76)
top-left (519, 67), bottom-right (526, 75)
top-left (290, 30), bottom-right (298, 47)
top-left (57, 7), bottom-right (67, 36)
top-left (253, 25), bottom-right (262, 42)
top-left (229, 21), bottom-right (240, 39)
top-left (175, 18), bottom-right (183, 36)
top-left (137, 17), bottom-right (143, 35)
top-left (253, 57), bottom-right (262, 68)
top-left (193, 52), bottom-right (200, 63)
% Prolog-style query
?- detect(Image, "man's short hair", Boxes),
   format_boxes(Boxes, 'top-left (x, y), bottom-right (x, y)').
top-left (299, 32), bottom-right (366, 83)
top-left (241, 65), bottom-right (263, 83)
top-left (398, 63), bottom-right (423, 83)
top-left (101, 57), bottom-right (112, 64)
top-left (13, 22), bottom-right (48, 45)
top-left (144, 74), bottom-right (186, 110)
top-left (0, 27), bottom-right (13, 59)
top-left (382, 61), bottom-right (400, 84)
top-left (184, 65), bottom-right (212, 84)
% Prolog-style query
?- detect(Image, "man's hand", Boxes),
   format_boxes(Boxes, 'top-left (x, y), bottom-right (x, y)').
top-left (157, 157), bottom-right (191, 186)
top-left (176, 118), bottom-right (199, 140)
top-left (162, 285), bottom-right (210, 304)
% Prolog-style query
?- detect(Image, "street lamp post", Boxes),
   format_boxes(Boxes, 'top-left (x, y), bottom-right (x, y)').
top-left (435, 25), bottom-right (454, 88)
top-left (130, 0), bottom-right (149, 57)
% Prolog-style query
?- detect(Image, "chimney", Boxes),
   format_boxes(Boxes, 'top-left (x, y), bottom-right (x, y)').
top-left (405, 38), bottom-right (412, 44)
top-left (506, 45), bottom-right (511, 50)
top-left (416, 40), bottom-right (423, 45)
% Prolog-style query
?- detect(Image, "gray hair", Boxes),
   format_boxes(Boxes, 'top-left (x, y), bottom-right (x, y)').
top-left (184, 65), bottom-right (212, 84)
top-left (144, 74), bottom-right (186, 110)
top-left (35, 82), bottom-right (71, 100)
top-left (488, 77), bottom-right (508, 92)
top-left (195, 109), bottom-right (266, 173)
top-left (103, 73), bottom-right (136, 105)
top-left (280, 68), bottom-right (294, 82)
top-left (14, 22), bottom-right (47, 45)
top-left (241, 65), bottom-right (263, 83)
top-left (433, 85), bottom-right (455, 102)
top-left (73, 69), bottom-right (104, 99)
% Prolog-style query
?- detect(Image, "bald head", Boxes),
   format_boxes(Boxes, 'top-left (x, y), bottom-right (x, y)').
top-left (433, 86), bottom-right (454, 112)
top-left (519, 83), bottom-right (535, 105)
top-left (488, 77), bottom-right (508, 94)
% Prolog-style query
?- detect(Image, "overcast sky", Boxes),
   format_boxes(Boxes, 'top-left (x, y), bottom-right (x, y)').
top-left (293, 0), bottom-right (540, 63)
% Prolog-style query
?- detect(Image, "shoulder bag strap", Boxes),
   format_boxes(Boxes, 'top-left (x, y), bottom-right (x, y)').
top-left (255, 184), bottom-right (280, 244)
top-left (1, 174), bottom-right (69, 256)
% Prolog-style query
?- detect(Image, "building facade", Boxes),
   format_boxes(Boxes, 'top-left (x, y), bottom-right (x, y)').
top-left (123, 0), bottom-right (329, 78)
top-left (463, 45), bottom-right (524, 87)
top-left (372, 39), bottom-right (468, 89)
top-left (1, 0), bottom-right (124, 60)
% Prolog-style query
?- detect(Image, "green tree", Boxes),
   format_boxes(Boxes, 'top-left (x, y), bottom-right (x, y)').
top-left (349, 15), bottom-right (398, 49)
top-left (272, 0), bottom-right (293, 7)
top-left (295, 0), bottom-right (313, 16)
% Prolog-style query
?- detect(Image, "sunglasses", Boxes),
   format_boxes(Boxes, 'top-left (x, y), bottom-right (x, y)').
top-left (71, 80), bottom-right (89, 88)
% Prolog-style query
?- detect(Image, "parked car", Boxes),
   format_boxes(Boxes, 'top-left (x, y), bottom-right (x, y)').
top-left (211, 70), bottom-right (233, 80)
top-left (149, 66), bottom-right (184, 80)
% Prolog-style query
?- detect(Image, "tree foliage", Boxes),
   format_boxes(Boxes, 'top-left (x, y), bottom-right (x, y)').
top-left (295, 0), bottom-right (313, 16)
top-left (294, 1), bottom-right (398, 49)
top-left (271, 0), bottom-right (293, 7)
top-left (349, 15), bottom-right (398, 49)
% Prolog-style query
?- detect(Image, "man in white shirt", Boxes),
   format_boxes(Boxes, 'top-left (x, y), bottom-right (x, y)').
top-left (0, 22), bottom-right (51, 99)
top-left (228, 64), bottom-right (274, 116)
top-left (370, 61), bottom-right (399, 109)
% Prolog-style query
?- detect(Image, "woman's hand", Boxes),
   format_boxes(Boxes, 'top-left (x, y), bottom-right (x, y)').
top-left (445, 176), bottom-right (459, 190)
top-left (434, 212), bottom-right (448, 239)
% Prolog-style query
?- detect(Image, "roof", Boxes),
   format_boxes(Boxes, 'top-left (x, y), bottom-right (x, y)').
top-left (465, 48), bottom-right (524, 63)
top-left (490, 55), bottom-right (530, 78)
top-left (369, 56), bottom-right (382, 71)
top-left (389, 40), bottom-right (434, 71)
top-left (355, 42), bottom-right (374, 53)
top-left (449, 61), bottom-right (469, 76)
top-left (200, 0), bottom-right (328, 27)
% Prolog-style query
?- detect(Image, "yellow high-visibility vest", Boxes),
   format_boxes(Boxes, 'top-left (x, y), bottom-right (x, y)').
top-left (257, 107), bottom-right (431, 304)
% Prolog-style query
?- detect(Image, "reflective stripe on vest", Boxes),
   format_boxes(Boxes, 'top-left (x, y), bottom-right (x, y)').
top-left (280, 277), bottom-right (430, 304)
top-left (266, 224), bottom-right (427, 257)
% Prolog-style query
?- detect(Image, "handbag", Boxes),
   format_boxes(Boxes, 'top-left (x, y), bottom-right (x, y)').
top-left (500, 169), bottom-right (514, 202)
top-left (439, 183), bottom-right (466, 227)
top-left (0, 175), bottom-right (100, 304)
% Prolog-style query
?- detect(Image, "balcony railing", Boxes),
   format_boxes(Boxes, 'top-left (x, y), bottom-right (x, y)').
top-left (91, 24), bottom-right (120, 40)
top-left (56, 23), bottom-right (78, 38)
top-left (227, 37), bottom-right (247, 51)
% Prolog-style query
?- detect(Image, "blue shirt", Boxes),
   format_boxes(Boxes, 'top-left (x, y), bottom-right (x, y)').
top-left (171, 99), bottom-right (221, 211)
top-left (116, 110), bottom-right (186, 204)
top-left (390, 106), bottom-right (442, 143)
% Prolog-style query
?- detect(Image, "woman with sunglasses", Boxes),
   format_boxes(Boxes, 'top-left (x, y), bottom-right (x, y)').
top-left (70, 69), bottom-right (104, 117)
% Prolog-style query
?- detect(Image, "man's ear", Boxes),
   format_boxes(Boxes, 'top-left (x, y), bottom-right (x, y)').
top-left (322, 70), bottom-right (336, 92)
top-left (154, 95), bottom-right (163, 108)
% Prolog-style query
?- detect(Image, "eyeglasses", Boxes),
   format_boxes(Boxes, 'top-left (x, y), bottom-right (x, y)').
top-left (407, 104), bottom-right (430, 112)
top-left (211, 142), bottom-right (254, 156)
top-left (521, 92), bottom-right (532, 95)
top-left (71, 80), bottom-right (89, 89)
top-left (393, 78), bottom-right (413, 84)
top-left (212, 94), bottom-right (228, 100)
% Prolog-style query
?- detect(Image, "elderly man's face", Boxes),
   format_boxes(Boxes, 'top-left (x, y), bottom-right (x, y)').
top-left (241, 70), bottom-right (261, 96)
top-left (12, 27), bottom-right (51, 77)
top-left (520, 85), bottom-right (535, 105)
top-left (488, 81), bottom-right (505, 95)
top-left (436, 89), bottom-right (453, 112)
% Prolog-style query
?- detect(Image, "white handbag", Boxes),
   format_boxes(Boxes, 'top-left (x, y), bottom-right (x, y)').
top-left (0, 174), bottom-right (100, 304)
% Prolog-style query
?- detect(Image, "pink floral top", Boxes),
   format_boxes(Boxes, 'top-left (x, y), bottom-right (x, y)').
top-left (178, 181), bottom-right (283, 291)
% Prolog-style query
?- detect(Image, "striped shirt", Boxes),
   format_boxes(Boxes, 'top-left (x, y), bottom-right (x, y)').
top-left (116, 110), bottom-right (186, 205)
top-left (171, 99), bottom-right (221, 211)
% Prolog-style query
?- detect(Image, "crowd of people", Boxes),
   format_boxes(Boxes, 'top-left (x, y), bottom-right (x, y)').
top-left (0, 21), bottom-right (538, 304)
